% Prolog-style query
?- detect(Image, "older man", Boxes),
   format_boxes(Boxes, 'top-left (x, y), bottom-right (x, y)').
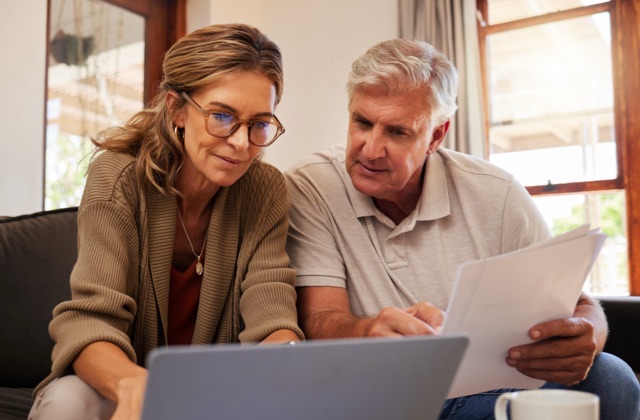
top-left (285, 38), bottom-right (639, 419)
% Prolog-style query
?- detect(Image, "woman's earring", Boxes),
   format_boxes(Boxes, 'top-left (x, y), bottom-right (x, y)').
top-left (174, 126), bottom-right (184, 141)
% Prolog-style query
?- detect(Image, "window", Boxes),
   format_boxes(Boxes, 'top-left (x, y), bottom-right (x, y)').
top-left (476, 0), bottom-right (640, 295)
top-left (46, 0), bottom-right (145, 208)
top-left (45, 0), bottom-right (185, 209)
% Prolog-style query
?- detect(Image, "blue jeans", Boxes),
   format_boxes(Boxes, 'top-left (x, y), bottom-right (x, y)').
top-left (439, 353), bottom-right (640, 420)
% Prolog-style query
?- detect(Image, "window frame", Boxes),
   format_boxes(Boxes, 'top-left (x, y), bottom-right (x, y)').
top-left (476, 0), bottom-right (640, 295)
top-left (42, 0), bottom-right (186, 209)
top-left (101, 0), bottom-right (186, 105)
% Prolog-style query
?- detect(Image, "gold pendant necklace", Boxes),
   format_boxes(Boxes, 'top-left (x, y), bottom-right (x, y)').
top-left (177, 205), bottom-right (207, 276)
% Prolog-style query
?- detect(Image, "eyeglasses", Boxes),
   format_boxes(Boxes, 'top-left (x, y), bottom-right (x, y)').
top-left (180, 91), bottom-right (285, 147)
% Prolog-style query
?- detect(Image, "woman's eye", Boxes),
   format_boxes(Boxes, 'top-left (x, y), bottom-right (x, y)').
top-left (212, 112), bottom-right (234, 124)
top-left (252, 121), bottom-right (270, 129)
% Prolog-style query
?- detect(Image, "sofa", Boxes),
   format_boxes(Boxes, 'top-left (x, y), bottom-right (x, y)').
top-left (0, 208), bottom-right (76, 419)
top-left (0, 207), bottom-right (639, 419)
top-left (599, 295), bottom-right (640, 379)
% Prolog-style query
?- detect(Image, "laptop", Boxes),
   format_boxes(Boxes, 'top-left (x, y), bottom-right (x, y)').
top-left (141, 334), bottom-right (468, 420)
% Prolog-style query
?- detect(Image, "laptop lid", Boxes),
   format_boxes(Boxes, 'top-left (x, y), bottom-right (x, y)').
top-left (141, 334), bottom-right (468, 420)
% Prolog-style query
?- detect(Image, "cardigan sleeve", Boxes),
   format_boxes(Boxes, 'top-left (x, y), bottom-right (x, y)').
top-left (35, 153), bottom-right (142, 395)
top-left (235, 162), bottom-right (304, 342)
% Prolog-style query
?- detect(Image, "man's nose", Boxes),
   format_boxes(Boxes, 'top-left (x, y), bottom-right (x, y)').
top-left (362, 129), bottom-right (386, 160)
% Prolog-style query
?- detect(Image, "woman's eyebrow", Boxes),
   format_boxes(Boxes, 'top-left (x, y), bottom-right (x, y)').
top-left (205, 101), bottom-right (237, 113)
top-left (206, 101), bottom-right (274, 118)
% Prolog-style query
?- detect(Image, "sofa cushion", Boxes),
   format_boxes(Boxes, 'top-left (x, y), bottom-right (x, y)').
top-left (0, 208), bottom-right (77, 388)
top-left (0, 388), bottom-right (33, 419)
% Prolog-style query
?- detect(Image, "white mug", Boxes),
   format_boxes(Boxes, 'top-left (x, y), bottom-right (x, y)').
top-left (494, 389), bottom-right (599, 420)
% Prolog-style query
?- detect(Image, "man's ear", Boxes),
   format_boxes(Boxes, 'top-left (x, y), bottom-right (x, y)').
top-left (427, 120), bottom-right (450, 154)
top-left (166, 91), bottom-right (184, 128)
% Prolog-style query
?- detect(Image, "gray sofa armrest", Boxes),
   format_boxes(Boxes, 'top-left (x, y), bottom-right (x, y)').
top-left (598, 296), bottom-right (640, 374)
top-left (0, 208), bottom-right (77, 388)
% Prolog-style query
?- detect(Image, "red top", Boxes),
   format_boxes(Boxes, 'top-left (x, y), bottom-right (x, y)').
top-left (167, 253), bottom-right (204, 345)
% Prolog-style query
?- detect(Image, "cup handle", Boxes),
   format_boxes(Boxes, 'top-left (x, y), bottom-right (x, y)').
top-left (494, 393), bottom-right (513, 420)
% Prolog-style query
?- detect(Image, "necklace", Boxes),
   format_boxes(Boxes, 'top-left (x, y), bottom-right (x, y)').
top-left (177, 206), bottom-right (207, 276)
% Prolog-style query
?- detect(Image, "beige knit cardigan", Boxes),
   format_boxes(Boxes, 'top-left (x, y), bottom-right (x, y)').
top-left (35, 151), bottom-right (303, 395)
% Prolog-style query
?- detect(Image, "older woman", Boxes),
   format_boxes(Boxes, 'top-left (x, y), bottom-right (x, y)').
top-left (29, 23), bottom-right (303, 420)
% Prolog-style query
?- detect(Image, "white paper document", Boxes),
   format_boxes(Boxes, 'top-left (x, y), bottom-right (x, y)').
top-left (442, 225), bottom-right (606, 398)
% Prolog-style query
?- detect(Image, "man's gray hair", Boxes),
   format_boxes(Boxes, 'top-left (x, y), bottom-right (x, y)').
top-left (347, 38), bottom-right (459, 125)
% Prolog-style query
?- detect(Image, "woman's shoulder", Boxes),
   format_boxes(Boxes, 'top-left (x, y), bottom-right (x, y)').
top-left (233, 160), bottom-right (287, 216)
top-left (240, 159), bottom-right (285, 189)
top-left (82, 151), bottom-right (140, 206)
top-left (233, 161), bottom-right (289, 232)
top-left (89, 150), bottom-right (137, 178)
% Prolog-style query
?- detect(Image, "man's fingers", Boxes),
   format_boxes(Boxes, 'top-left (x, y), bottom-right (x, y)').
top-left (367, 306), bottom-right (437, 337)
top-left (506, 337), bottom-right (596, 386)
top-left (405, 302), bottom-right (445, 332)
top-left (515, 367), bottom-right (587, 386)
top-left (529, 317), bottom-right (594, 341)
top-left (510, 335), bottom-right (597, 361)
top-left (508, 351), bottom-right (594, 372)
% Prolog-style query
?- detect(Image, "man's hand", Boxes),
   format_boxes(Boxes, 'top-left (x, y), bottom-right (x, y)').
top-left (506, 316), bottom-right (598, 386)
top-left (297, 286), bottom-right (445, 339)
top-left (364, 302), bottom-right (445, 337)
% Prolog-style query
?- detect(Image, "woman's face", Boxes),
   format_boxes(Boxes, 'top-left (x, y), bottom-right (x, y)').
top-left (173, 72), bottom-right (277, 192)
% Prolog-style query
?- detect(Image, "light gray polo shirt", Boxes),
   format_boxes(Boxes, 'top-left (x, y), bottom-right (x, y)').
top-left (285, 144), bottom-right (550, 317)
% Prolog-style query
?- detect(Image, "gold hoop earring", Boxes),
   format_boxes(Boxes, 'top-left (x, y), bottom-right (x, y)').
top-left (174, 126), bottom-right (184, 141)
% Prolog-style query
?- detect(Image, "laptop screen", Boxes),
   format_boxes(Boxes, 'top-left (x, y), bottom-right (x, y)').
top-left (142, 334), bottom-right (468, 420)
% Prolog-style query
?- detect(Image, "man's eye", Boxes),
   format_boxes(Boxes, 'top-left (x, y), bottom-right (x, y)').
top-left (354, 117), bottom-right (372, 128)
top-left (389, 128), bottom-right (407, 137)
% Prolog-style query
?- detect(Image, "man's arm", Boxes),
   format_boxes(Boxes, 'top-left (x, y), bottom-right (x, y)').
top-left (297, 286), bottom-right (445, 339)
top-left (506, 292), bottom-right (608, 386)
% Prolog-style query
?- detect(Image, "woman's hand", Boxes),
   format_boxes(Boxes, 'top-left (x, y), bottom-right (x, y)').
top-left (72, 341), bottom-right (148, 420)
top-left (110, 370), bottom-right (148, 420)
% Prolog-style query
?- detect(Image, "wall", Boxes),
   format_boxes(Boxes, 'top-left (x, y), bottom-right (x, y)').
top-left (189, 0), bottom-right (399, 171)
top-left (0, 0), bottom-right (397, 216)
top-left (0, 1), bottom-right (47, 216)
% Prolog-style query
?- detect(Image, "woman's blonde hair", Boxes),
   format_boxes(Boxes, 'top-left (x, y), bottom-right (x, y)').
top-left (92, 23), bottom-right (284, 196)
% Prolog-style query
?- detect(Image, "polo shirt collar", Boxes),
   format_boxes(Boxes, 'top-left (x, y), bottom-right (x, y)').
top-left (417, 151), bottom-right (451, 221)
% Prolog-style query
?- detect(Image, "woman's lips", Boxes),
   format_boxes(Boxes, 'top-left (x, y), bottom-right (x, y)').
top-left (216, 154), bottom-right (241, 168)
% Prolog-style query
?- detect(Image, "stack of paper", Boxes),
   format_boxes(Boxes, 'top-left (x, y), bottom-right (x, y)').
top-left (442, 225), bottom-right (606, 398)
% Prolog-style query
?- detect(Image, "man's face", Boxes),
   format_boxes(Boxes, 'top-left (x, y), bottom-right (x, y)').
top-left (346, 86), bottom-right (447, 205)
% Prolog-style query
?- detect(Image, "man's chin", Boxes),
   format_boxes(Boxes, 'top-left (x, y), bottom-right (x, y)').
top-left (350, 176), bottom-right (382, 198)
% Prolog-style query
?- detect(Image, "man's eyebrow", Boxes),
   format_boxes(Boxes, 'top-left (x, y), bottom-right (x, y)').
top-left (387, 123), bottom-right (413, 134)
top-left (351, 111), bottom-right (369, 121)
top-left (350, 110), bottom-right (417, 134)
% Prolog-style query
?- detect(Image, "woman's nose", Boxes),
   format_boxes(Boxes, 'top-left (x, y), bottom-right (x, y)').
top-left (226, 123), bottom-right (251, 151)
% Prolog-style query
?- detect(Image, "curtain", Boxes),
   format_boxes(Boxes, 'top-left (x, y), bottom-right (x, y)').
top-left (399, 0), bottom-right (486, 157)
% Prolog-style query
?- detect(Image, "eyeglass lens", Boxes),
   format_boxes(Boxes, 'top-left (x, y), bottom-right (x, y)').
top-left (208, 112), bottom-right (280, 146)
